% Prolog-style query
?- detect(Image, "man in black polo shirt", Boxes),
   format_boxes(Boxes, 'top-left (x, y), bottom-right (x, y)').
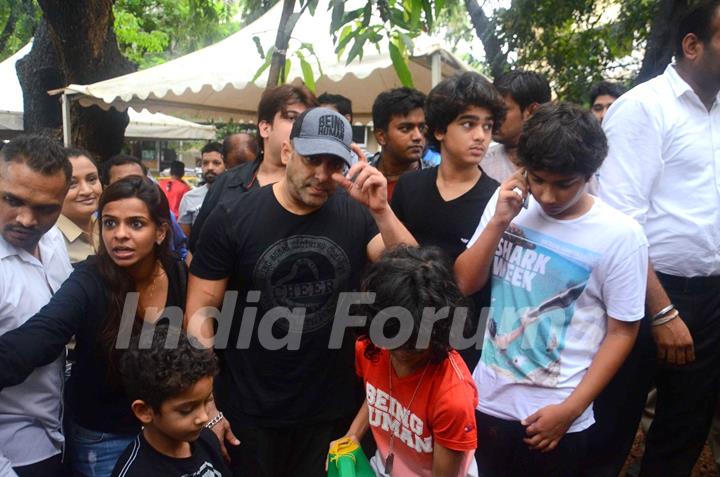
top-left (185, 108), bottom-right (416, 477)
top-left (188, 84), bottom-right (317, 253)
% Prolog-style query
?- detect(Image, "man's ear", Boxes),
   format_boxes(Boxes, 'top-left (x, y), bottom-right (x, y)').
top-left (434, 128), bottom-right (446, 143)
top-left (374, 128), bottom-right (386, 147)
top-left (524, 102), bottom-right (541, 119)
top-left (131, 400), bottom-right (155, 425)
top-left (258, 120), bottom-right (272, 140)
top-left (280, 140), bottom-right (292, 166)
top-left (681, 33), bottom-right (703, 62)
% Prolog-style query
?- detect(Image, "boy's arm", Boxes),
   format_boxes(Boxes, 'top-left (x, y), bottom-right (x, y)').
top-left (345, 399), bottom-right (370, 442)
top-left (432, 444), bottom-right (465, 477)
top-left (455, 169), bottom-right (527, 295)
top-left (326, 401), bottom-right (370, 470)
top-left (522, 317), bottom-right (640, 452)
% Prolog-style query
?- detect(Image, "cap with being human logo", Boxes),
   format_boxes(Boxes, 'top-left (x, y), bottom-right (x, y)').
top-left (290, 107), bottom-right (355, 168)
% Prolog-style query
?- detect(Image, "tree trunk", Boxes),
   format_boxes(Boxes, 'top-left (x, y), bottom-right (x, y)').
top-left (465, 0), bottom-right (509, 79)
top-left (635, 0), bottom-right (689, 85)
top-left (266, 0), bottom-right (296, 88)
top-left (16, 21), bottom-right (63, 138)
top-left (17, 0), bottom-right (136, 161)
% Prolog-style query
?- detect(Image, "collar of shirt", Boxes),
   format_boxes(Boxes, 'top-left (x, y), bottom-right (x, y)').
top-left (227, 158), bottom-right (262, 190)
top-left (0, 227), bottom-right (62, 266)
top-left (56, 214), bottom-right (85, 243)
top-left (368, 151), bottom-right (431, 173)
top-left (665, 63), bottom-right (720, 110)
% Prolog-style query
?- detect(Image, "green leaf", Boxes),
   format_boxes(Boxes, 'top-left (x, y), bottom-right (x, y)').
top-left (281, 58), bottom-right (292, 84)
top-left (422, 0), bottom-right (433, 30)
top-left (362, 2), bottom-right (372, 26)
top-left (251, 46), bottom-right (274, 83)
top-left (389, 38), bottom-right (414, 88)
top-left (434, 0), bottom-right (445, 18)
top-left (409, 0), bottom-right (421, 29)
top-left (399, 32), bottom-right (414, 52)
top-left (335, 25), bottom-right (355, 56)
top-left (331, 0), bottom-right (345, 32)
top-left (341, 8), bottom-right (364, 27)
top-left (389, 7), bottom-right (411, 30)
top-left (300, 57), bottom-right (316, 93)
top-left (304, 0), bottom-right (318, 16)
top-left (346, 31), bottom-right (368, 64)
top-left (252, 36), bottom-right (265, 59)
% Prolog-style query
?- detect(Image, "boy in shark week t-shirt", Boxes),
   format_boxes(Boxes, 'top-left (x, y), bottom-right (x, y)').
top-left (456, 103), bottom-right (648, 476)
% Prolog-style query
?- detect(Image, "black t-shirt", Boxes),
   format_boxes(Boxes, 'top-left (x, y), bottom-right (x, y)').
top-left (391, 166), bottom-right (499, 261)
top-left (190, 185), bottom-right (378, 428)
top-left (391, 166), bottom-right (499, 368)
top-left (111, 428), bottom-right (230, 477)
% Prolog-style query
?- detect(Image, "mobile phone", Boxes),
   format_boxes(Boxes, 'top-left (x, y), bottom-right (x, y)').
top-left (522, 170), bottom-right (530, 209)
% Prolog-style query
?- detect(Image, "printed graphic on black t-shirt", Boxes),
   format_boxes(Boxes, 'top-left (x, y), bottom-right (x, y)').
top-left (190, 186), bottom-right (378, 427)
top-left (254, 235), bottom-right (350, 332)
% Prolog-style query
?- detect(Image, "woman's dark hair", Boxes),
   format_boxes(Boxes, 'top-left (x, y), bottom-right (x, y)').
top-left (518, 102), bottom-right (608, 180)
top-left (425, 72), bottom-right (507, 150)
top-left (95, 176), bottom-right (173, 379)
top-left (358, 246), bottom-right (468, 364)
top-left (120, 325), bottom-right (218, 412)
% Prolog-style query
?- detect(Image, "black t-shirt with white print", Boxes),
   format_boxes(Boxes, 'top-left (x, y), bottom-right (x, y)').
top-left (111, 428), bottom-right (230, 477)
top-left (190, 185), bottom-right (378, 428)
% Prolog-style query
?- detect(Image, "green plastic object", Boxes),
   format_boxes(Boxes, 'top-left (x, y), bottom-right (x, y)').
top-left (327, 437), bottom-right (375, 477)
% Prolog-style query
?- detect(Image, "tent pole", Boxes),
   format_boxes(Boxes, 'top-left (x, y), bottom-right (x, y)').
top-left (61, 93), bottom-right (71, 147)
top-left (431, 52), bottom-right (441, 87)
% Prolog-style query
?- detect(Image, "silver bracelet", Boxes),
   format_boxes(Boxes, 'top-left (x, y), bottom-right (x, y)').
top-left (652, 304), bottom-right (675, 322)
top-left (205, 411), bottom-right (224, 429)
top-left (652, 309), bottom-right (679, 327)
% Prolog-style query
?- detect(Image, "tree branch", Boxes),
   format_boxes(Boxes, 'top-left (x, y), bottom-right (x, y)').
top-left (266, 0), bottom-right (296, 88)
top-left (464, 0), bottom-right (508, 79)
top-left (635, 0), bottom-right (688, 85)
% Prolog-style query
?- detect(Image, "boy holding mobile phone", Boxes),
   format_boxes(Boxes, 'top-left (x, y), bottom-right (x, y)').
top-left (455, 102), bottom-right (648, 476)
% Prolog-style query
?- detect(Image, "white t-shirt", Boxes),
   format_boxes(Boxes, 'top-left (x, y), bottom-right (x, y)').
top-left (178, 184), bottom-right (208, 226)
top-left (468, 191), bottom-right (648, 432)
top-left (481, 143), bottom-right (517, 183)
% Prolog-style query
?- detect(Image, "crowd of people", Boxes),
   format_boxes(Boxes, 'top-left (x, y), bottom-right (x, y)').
top-left (0, 1), bottom-right (718, 476)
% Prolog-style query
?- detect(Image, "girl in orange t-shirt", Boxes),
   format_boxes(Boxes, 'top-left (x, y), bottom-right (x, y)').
top-left (330, 246), bottom-right (479, 477)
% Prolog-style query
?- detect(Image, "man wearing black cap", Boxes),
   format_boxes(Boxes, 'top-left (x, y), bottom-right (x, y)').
top-left (185, 108), bottom-right (415, 477)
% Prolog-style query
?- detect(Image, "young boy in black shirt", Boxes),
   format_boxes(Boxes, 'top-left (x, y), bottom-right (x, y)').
top-left (112, 326), bottom-right (230, 477)
top-left (390, 71), bottom-right (506, 368)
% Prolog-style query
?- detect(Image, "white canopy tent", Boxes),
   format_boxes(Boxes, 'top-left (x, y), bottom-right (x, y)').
top-left (0, 42), bottom-right (216, 141)
top-left (63, 0), bottom-right (468, 125)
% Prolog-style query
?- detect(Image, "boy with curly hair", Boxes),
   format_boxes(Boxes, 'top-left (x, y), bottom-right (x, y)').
top-left (112, 326), bottom-right (230, 476)
top-left (332, 246), bottom-right (479, 477)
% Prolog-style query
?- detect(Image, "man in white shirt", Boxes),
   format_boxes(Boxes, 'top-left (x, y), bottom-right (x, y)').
top-left (0, 136), bottom-right (73, 477)
top-left (178, 141), bottom-right (226, 237)
top-left (482, 70), bottom-right (551, 183)
top-left (590, 2), bottom-right (720, 475)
